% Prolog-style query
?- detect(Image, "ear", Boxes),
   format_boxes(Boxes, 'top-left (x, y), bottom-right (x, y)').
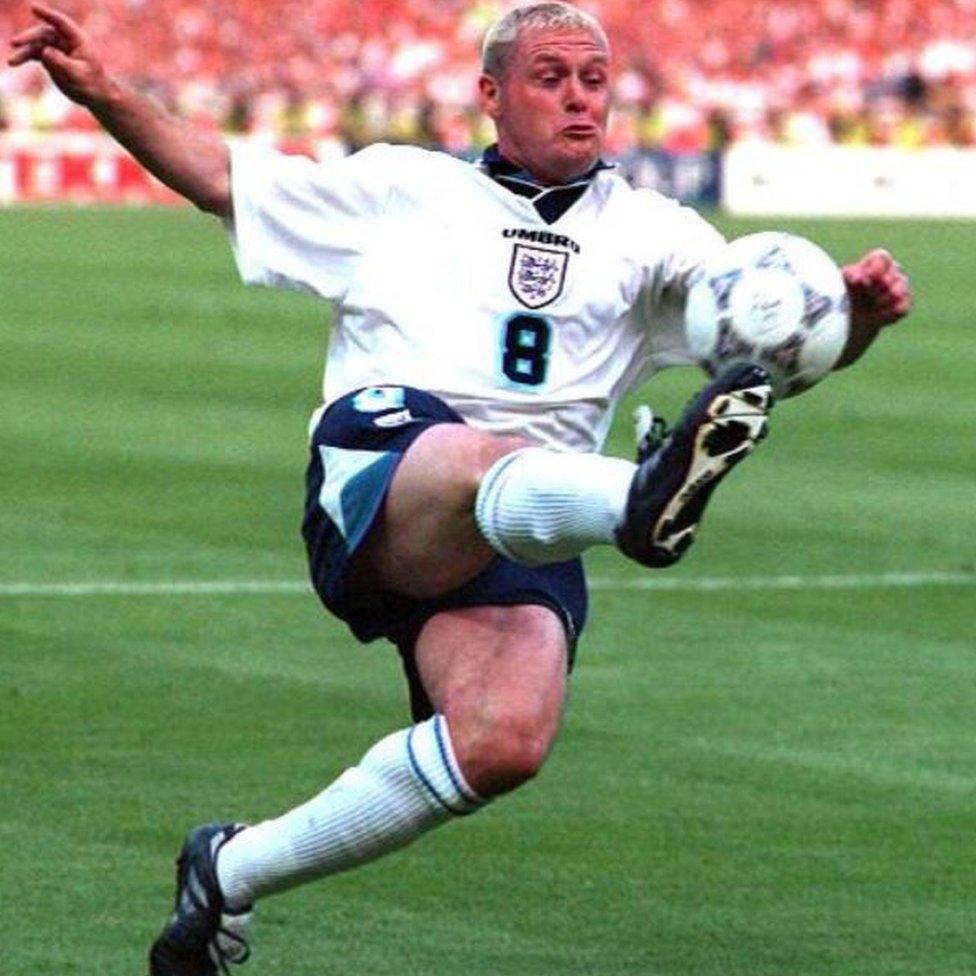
top-left (478, 74), bottom-right (502, 119)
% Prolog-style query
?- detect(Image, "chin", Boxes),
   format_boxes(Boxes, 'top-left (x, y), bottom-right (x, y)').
top-left (560, 139), bottom-right (601, 166)
top-left (521, 144), bottom-right (601, 185)
top-left (557, 151), bottom-right (600, 181)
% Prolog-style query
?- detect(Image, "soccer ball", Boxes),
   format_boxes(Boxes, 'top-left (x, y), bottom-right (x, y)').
top-left (684, 232), bottom-right (850, 398)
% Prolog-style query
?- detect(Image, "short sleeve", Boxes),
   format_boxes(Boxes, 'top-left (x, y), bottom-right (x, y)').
top-left (650, 196), bottom-right (727, 296)
top-left (623, 190), bottom-right (728, 370)
top-left (226, 141), bottom-right (396, 300)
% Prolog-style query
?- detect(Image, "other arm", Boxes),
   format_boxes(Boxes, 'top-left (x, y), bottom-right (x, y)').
top-left (835, 249), bottom-right (913, 369)
top-left (8, 4), bottom-right (230, 216)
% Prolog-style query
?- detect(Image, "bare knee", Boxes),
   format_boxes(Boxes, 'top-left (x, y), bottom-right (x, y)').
top-left (416, 604), bottom-right (569, 798)
top-left (433, 612), bottom-right (565, 797)
top-left (454, 708), bottom-right (554, 797)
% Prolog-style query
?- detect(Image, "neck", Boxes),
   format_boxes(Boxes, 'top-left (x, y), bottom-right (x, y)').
top-left (487, 145), bottom-right (601, 186)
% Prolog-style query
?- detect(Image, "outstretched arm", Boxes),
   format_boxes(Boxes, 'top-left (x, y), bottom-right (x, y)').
top-left (8, 4), bottom-right (231, 216)
top-left (835, 249), bottom-right (913, 369)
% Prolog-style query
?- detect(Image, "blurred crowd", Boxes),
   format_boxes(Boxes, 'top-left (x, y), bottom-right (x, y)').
top-left (2, 0), bottom-right (975, 154)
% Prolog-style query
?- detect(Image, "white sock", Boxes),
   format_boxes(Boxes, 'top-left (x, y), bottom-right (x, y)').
top-left (216, 714), bottom-right (483, 908)
top-left (474, 447), bottom-right (635, 565)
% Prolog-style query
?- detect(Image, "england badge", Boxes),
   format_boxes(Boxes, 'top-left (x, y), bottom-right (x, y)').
top-left (508, 244), bottom-right (569, 309)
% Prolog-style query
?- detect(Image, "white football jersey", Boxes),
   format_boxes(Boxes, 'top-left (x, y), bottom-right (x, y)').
top-left (227, 142), bottom-right (725, 452)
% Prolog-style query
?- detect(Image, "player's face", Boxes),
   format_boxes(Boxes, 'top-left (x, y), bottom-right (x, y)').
top-left (480, 27), bottom-right (611, 185)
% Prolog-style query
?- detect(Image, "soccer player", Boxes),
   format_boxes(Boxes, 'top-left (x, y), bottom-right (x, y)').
top-left (10, 3), bottom-right (911, 973)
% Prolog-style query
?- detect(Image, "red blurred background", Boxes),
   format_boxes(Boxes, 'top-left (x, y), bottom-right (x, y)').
top-left (2, 0), bottom-right (974, 153)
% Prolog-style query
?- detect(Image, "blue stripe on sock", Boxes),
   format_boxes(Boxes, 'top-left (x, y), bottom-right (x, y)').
top-left (433, 715), bottom-right (481, 808)
top-left (406, 726), bottom-right (465, 816)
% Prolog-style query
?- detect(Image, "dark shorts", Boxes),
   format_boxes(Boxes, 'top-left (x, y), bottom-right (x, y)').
top-left (301, 385), bottom-right (588, 718)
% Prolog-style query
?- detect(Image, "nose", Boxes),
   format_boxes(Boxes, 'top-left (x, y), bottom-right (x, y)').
top-left (563, 76), bottom-right (586, 113)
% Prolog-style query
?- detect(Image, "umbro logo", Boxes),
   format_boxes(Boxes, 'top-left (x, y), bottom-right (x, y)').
top-left (502, 228), bottom-right (581, 254)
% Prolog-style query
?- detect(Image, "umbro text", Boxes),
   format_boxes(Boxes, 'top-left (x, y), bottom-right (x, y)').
top-left (502, 229), bottom-right (581, 253)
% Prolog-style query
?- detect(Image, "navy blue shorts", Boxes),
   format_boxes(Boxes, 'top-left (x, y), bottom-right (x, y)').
top-left (301, 385), bottom-right (588, 718)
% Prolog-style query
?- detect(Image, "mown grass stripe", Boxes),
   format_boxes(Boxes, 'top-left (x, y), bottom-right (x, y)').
top-left (0, 570), bottom-right (972, 598)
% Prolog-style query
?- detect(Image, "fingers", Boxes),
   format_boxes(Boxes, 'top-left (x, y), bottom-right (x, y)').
top-left (8, 5), bottom-right (84, 67)
top-left (846, 248), bottom-right (893, 283)
top-left (883, 276), bottom-right (913, 318)
top-left (7, 41), bottom-right (75, 72)
top-left (870, 273), bottom-right (912, 323)
top-left (8, 44), bottom-right (39, 67)
top-left (862, 248), bottom-right (894, 278)
top-left (30, 3), bottom-right (85, 46)
top-left (853, 248), bottom-right (908, 290)
top-left (40, 44), bottom-right (75, 74)
top-left (843, 248), bottom-right (913, 328)
top-left (872, 254), bottom-right (912, 318)
top-left (8, 23), bottom-right (59, 66)
top-left (10, 24), bottom-right (58, 47)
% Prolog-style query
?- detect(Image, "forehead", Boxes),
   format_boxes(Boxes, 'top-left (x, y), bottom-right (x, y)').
top-left (512, 27), bottom-right (609, 66)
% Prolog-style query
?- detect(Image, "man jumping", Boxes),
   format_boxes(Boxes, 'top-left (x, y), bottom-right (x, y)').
top-left (9, 3), bottom-right (911, 973)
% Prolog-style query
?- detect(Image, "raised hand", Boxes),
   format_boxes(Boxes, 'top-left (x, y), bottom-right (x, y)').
top-left (9, 1), bottom-right (229, 213)
top-left (843, 248), bottom-right (913, 331)
top-left (836, 248), bottom-right (913, 368)
top-left (8, 4), bottom-right (111, 108)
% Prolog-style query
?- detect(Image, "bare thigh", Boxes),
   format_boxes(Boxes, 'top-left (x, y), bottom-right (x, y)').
top-left (352, 423), bottom-right (530, 599)
top-left (414, 602), bottom-right (569, 797)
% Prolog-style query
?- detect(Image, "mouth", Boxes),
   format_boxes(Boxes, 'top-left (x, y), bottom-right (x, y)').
top-left (561, 124), bottom-right (598, 139)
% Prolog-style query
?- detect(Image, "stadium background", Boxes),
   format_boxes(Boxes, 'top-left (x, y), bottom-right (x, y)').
top-left (1, 2), bottom-right (973, 975)
top-left (3, 0), bottom-right (976, 206)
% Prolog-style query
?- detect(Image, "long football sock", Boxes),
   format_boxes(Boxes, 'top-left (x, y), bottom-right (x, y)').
top-left (215, 714), bottom-right (483, 909)
top-left (474, 446), bottom-right (635, 565)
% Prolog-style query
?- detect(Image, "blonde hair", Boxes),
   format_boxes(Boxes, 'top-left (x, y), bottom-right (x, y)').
top-left (481, 3), bottom-right (609, 77)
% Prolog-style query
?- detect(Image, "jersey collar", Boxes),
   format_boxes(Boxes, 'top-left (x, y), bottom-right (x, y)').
top-left (479, 144), bottom-right (612, 224)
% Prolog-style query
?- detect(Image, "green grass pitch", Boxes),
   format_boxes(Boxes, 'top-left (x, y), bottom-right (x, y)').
top-left (1, 205), bottom-right (973, 975)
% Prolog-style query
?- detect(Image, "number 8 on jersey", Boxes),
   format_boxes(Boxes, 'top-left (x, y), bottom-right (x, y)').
top-left (501, 314), bottom-right (551, 386)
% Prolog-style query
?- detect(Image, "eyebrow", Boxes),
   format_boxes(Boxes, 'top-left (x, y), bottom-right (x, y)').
top-left (529, 52), bottom-right (609, 67)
